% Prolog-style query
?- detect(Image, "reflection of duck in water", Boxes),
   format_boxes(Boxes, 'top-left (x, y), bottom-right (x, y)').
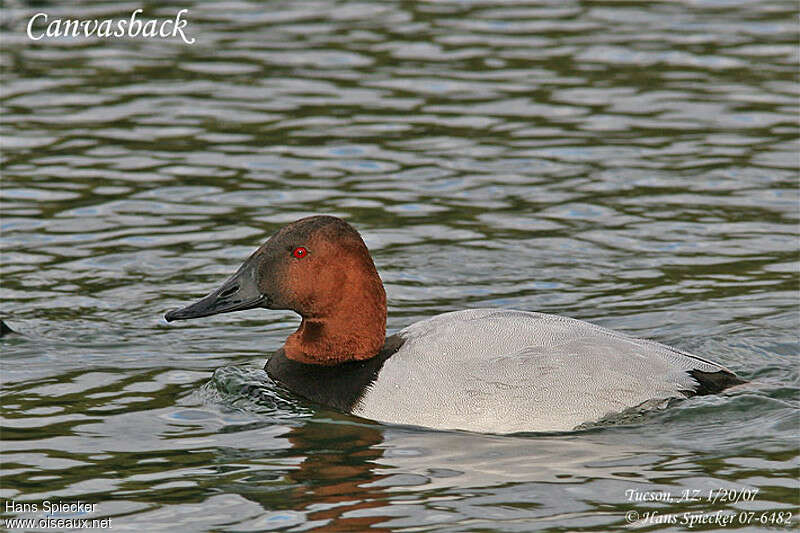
top-left (166, 216), bottom-right (744, 433)
top-left (281, 419), bottom-right (392, 532)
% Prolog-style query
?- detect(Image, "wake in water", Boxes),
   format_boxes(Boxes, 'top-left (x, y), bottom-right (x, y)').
top-left (196, 364), bottom-right (315, 421)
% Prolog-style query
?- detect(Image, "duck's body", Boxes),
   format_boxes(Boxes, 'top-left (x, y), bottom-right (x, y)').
top-left (166, 215), bottom-right (743, 433)
top-left (267, 309), bottom-right (739, 433)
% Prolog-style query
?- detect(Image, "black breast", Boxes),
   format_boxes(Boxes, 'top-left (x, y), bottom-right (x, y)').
top-left (265, 334), bottom-right (405, 412)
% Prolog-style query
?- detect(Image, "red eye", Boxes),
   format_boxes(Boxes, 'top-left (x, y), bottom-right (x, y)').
top-left (292, 247), bottom-right (308, 259)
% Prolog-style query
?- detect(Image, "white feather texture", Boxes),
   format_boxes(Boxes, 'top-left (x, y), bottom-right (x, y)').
top-left (353, 309), bottom-right (729, 433)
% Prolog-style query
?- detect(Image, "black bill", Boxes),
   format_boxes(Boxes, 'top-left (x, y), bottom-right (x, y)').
top-left (165, 257), bottom-right (266, 322)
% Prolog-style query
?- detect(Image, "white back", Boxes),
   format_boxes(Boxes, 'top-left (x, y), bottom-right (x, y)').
top-left (353, 309), bottom-right (726, 433)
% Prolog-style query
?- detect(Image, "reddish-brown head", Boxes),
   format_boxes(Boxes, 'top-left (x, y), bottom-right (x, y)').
top-left (165, 216), bottom-right (387, 365)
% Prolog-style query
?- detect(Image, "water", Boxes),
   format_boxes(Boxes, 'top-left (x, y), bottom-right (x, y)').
top-left (1, 0), bottom-right (798, 531)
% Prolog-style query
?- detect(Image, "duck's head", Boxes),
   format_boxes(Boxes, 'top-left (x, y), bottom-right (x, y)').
top-left (165, 215), bottom-right (387, 365)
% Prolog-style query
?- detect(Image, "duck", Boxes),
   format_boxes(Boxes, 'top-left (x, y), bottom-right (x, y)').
top-left (165, 215), bottom-right (744, 433)
top-left (0, 319), bottom-right (14, 337)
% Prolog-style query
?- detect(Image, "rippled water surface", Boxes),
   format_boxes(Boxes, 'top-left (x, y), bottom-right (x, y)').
top-left (1, 1), bottom-right (798, 531)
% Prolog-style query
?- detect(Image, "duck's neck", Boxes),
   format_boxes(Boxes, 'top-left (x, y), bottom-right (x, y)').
top-left (283, 284), bottom-right (387, 366)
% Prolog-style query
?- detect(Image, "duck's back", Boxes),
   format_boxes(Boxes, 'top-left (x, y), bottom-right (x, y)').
top-left (353, 309), bottom-right (740, 433)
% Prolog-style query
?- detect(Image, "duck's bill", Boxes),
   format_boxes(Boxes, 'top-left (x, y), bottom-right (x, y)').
top-left (165, 261), bottom-right (267, 322)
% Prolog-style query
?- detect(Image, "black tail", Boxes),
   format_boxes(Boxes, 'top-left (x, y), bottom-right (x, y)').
top-left (0, 320), bottom-right (15, 337)
top-left (687, 368), bottom-right (746, 396)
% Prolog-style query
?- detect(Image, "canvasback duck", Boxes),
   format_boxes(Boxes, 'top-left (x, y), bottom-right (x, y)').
top-left (165, 215), bottom-right (744, 433)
